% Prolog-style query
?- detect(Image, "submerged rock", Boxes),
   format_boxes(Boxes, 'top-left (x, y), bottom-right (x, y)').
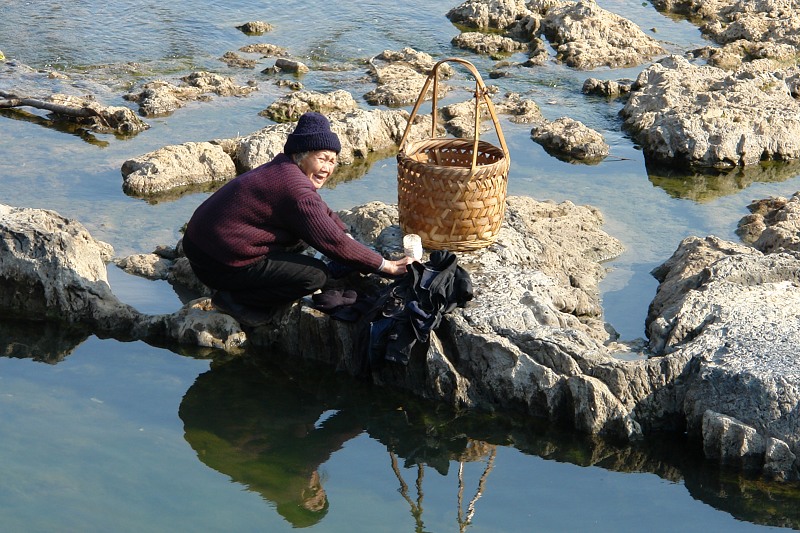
top-left (451, 32), bottom-right (530, 58)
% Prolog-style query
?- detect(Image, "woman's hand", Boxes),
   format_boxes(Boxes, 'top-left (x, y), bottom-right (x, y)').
top-left (380, 256), bottom-right (413, 276)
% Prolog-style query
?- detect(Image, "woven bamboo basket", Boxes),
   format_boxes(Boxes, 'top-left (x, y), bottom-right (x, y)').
top-left (397, 57), bottom-right (510, 252)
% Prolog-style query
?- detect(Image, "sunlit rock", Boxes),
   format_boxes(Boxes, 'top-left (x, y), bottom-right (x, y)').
top-left (622, 55), bottom-right (800, 169)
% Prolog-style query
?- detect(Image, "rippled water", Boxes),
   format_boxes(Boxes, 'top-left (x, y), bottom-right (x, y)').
top-left (2, 1), bottom-right (800, 531)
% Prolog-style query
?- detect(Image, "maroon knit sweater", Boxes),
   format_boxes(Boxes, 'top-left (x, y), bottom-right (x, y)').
top-left (184, 153), bottom-right (383, 273)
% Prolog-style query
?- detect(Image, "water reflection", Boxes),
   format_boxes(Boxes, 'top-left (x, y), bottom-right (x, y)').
top-left (0, 317), bottom-right (90, 364)
top-left (177, 354), bottom-right (800, 530)
top-left (0, 108), bottom-right (110, 147)
top-left (179, 355), bottom-right (508, 529)
top-left (647, 159), bottom-right (800, 202)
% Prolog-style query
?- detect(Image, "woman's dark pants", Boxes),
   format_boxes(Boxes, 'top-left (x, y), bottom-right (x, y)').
top-left (182, 236), bottom-right (328, 309)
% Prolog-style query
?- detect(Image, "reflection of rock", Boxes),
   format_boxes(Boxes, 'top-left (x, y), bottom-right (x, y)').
top-left (647, 159), bottom-right (800, 202)
top-left (0, 318), bottom-right (89, 363)
top-left (683, 457), bottom-right (800, 528)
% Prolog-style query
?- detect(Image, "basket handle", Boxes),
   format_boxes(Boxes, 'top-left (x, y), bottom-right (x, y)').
top-left (398, 57), bottom-right (510, 170)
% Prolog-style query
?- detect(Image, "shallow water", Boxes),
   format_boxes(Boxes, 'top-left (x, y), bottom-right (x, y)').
top-left (2, 0), bottom-right (800, 531)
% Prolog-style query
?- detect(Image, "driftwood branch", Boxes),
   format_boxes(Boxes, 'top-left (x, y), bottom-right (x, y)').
top-left (0, 90), bottom-right (149, 134)
top-left (0, 91), bottom-right (102, 119)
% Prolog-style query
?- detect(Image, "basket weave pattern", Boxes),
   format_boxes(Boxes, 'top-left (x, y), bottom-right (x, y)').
top-left (397, 58), bottom-right (510, 252)
top-left (398, 138), bottom-right (509, 250)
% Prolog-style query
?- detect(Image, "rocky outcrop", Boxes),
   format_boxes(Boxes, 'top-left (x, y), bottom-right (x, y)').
top-left (652, 0), bottom-right (800, 49)
top-left (530, 116), bottom-right (609, 162)
top-left (447, 0), bottom-right (535, 30)
top-left (5, 190), bottom-right (800, 479)
top-left (121, 141), bottom-right (237, 196)
top-left (236, 21), bottom-right (273, 35)
top-left (259, 89), bottom-right (358, 123)
top-left (120, 106), bottom-right (434, 196)
top-left (124, 71), bottom-right (258, 117)
top-left (540, 0), bottom-right (666, 69)
top-left (646, 204), bottom-right (800, 480)
top-left (621, 55), bottom-right (800, 169)
top-left (364, 48), bottom-right (452, 107)
top-left (0, 204), bottom-right (139, 332)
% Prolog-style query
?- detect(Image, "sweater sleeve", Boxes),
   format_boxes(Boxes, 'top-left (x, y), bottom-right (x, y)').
top-left (280, 187), bottom-right (384, 274)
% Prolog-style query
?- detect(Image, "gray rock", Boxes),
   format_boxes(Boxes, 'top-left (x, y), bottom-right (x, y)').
top-left (364, 48), bottom-right (451, 107)
top-left (268, 58), bottom-right (310, 75)
top-left (124, 72), bottom-right (257, 117)
top-left (447, 0), bottom-right (536, 30)
top-left (652, 0), bottom-right (800, 49)
top-left (235, 108), bottom-right (432, 170)
top-left (531, 116), bottom-right (609, 162)
top-left (121, 141), bottom-right (237, 196)
top-left (451, 32), bottom-right (530, 58)
top-left (582, 77), bottom-right (633, 97)
top-left (647, 234), bottom-right (800, 479)
top-left (236, 21), bottom-right (273, 35)
top-left (622, 55), bottom-right (800, 169)
top-left (45, 94), bottom-right (149, 134)
top-left (541, 0), bottom-right (666, 70)
top-left (737, 192), bottom-right (800, 253)
top-left (259, 89), bottom-right (358, 123)
top-left (0, 204), bottom-right (138, 331)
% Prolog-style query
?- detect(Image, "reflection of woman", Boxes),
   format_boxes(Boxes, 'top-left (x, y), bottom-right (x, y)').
top-left (182, 112), bottom-right (410, 325)
top-left (178, 359), bottom-right (362, 528)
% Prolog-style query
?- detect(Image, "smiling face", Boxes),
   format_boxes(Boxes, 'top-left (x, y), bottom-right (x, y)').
top-left (297, 150), bottom-right (338, 190)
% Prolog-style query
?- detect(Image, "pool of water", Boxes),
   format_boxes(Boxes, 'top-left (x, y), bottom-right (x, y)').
top-left (1, 0), bottom-right (800, 531)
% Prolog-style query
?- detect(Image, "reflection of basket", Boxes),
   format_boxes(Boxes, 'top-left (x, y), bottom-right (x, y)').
top-left (397, 57), bottom-right (511, 252)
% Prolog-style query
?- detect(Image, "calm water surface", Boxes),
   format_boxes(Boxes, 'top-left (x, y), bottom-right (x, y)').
top-left (1, 1), bottom-right (800, 531)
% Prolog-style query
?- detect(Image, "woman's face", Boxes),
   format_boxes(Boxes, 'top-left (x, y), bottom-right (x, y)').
top-left (298, 150), bottom-right (338, 190)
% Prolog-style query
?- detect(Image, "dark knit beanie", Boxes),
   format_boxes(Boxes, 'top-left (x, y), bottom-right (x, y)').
top-left (283, 112), bottom-right (342, 155)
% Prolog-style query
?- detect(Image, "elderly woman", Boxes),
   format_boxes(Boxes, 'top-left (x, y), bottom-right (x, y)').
top-left (182, 112), bottom-right (410, 325)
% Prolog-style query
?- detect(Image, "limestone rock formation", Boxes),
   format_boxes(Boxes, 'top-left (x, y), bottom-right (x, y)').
top-left (622, 55), bottom-right (800, 169)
